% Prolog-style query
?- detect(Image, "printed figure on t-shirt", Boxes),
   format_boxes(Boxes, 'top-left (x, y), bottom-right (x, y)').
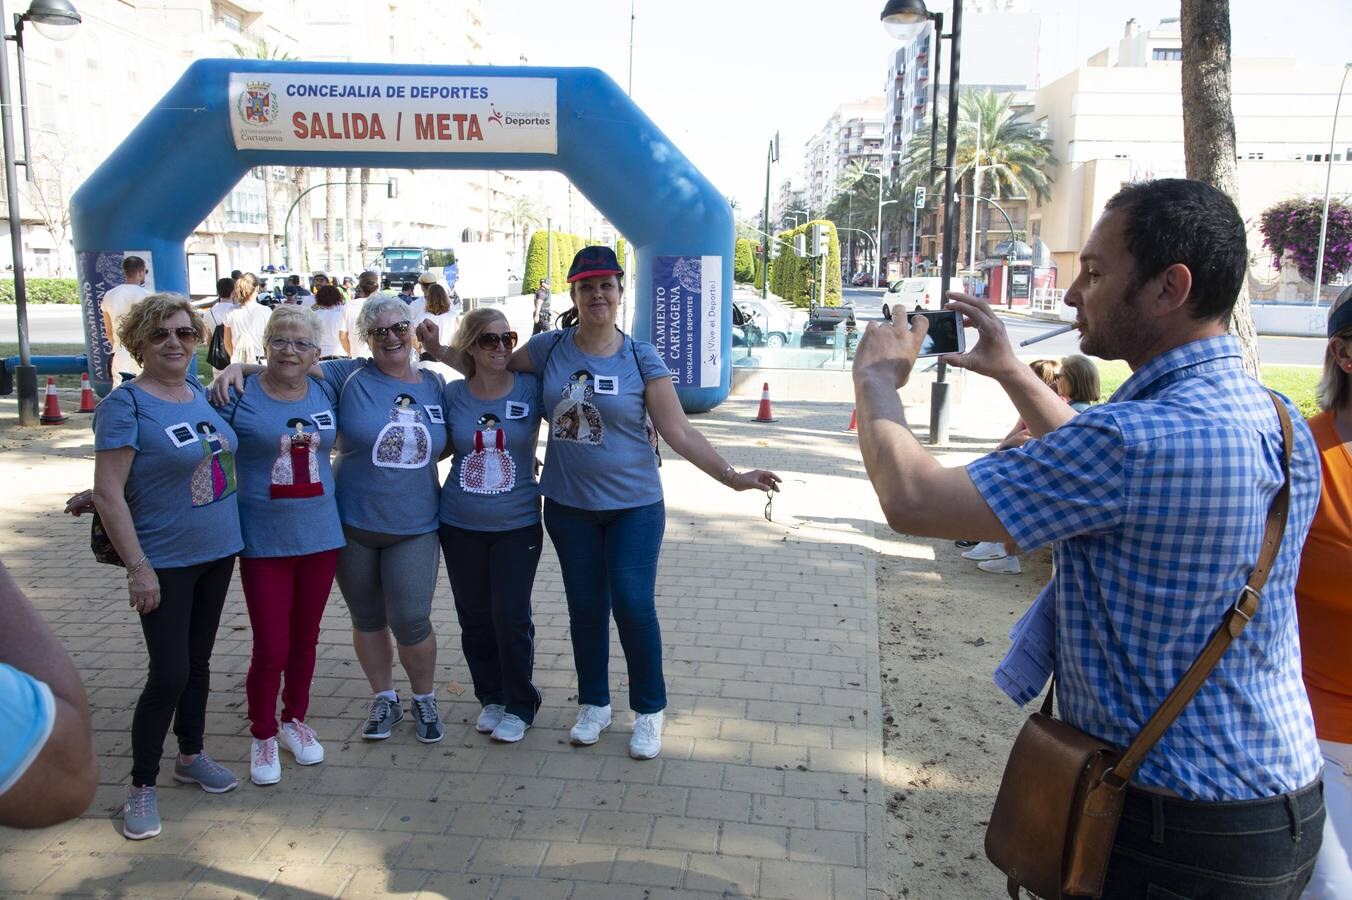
top-left (270, 418), bottom-right (324, 499)
top-left (372, 393), bottom-right (431, 469)
top-left (460, 413), bottom-right (516, 495)
top-left (191, 420), bottom-right (237, 507)
top-left (551, 370), bottom-right (604, 445)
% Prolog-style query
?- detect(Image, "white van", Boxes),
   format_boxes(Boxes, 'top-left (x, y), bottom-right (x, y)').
top-left (883, 276), bottom-right (948, 311)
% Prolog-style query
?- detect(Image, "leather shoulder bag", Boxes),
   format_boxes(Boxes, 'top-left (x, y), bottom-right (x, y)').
top-left (984, 391), bottom-right (1295, 899)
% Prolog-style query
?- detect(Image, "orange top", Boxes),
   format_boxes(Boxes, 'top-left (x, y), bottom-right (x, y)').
top-left (1296, 410), bottom-right (1352, 742)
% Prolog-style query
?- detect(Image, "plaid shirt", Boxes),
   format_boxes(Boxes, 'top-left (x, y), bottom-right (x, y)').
top-left (969, 335), bottom-right (1322, 801)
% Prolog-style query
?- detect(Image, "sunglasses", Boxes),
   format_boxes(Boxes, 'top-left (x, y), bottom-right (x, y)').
top-left (475, 331), bottom-right (519, 351)
top-left (268, 337), bottom-right (319, 353)
top-left (148, 326), bottom-right (200, 344)
top-left (366, 321), bottom-right (411, 340)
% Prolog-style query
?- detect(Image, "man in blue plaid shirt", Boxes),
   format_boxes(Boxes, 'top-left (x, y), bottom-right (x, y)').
top-left (854, 179), bottom-right (1324, 897)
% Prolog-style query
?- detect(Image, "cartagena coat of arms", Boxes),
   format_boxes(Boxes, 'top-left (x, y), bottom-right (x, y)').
top-left (237, 81), bottom-right (278, 126)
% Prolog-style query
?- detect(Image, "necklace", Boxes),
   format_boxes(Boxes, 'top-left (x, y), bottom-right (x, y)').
top-left (140, 376), bottom-right (191, 403)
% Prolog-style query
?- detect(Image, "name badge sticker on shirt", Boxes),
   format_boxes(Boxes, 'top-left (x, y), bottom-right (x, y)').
top-left (310, 409), bottom-right (336, 431)
top-left (424, 404), bottom-right (445, 425)
top-left (165, 422), bottom-right (199, 447)
top-left (592, 374), bottom-right (619, 395)
top-left (505, 400), bottom-right (530, 421)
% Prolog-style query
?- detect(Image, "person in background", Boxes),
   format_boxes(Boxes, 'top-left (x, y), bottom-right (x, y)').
top-left (224, 273), bottom-right (272, 365)
top-left (419, 246), bottom-right (780, 760)
top-left (1058, 354), bottom-right (1102, 413)
top-left (220, 306), bottom-right (344, 786)
top-left (397, 280), bottom-right (417, 307)
top-left (214, 294), bottom-right (449, 745)
top-left (312, 284), bottom-right (349, 359)
top-left (286, 274), bottom-right (311, 299)
top-left (0, 557), bottom-right (98, 829)
top-left (533, 278), bottom-right (552, 335)
top-left (437, 309), bottom-right (544, 743)
top-left (1295, 286), bottom-right (1352, 899)
top-left (310, 272), bottom-right (331, 294)
top-left (94, 293), bottom-right (243, 841)
top-left (414, 282), bottom-right (459, 381)
top-left (202, 277), bottom-right (238, 378)
top-left (344, 271), bottom-right (383, 359)
top-left (101, 255), bottom-right (150, 380)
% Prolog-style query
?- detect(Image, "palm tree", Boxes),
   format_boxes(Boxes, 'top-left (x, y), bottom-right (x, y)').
top-left (345, 169), bottom-right (359, 274)
top-left (503, 194), bottom-right (542, 264)
top-left (324, 168), bottom-right (337, 273)
top-left (358, 168), bottom-right (371, 269)
top-left (233, 41), bottom-right (294, 269)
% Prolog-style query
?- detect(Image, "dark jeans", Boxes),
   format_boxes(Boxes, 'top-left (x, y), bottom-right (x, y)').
top-left (131, 555), bottom-right (235, 786)
top-left (1100, 779), bottom-right (1324, 898)
top-left (543, 499), bottom-right (666, 714)
top-left (438, 522), bottom-right (543, 723)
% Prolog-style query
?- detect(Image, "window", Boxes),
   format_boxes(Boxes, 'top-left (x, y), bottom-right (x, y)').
top-left (1152, 48), bottom-right (1183, 61)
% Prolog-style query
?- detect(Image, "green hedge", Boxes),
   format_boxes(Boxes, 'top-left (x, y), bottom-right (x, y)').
top-left (521, 230), bottom-right (586, 295)
top-left (522, 231), bottom-right (550, 293)
top-left (768, 221), bottom-right (841, 307)
top-left (733, 238), bottom-right (756, 283)
top-left (0, 278), bottom-right (80, 304)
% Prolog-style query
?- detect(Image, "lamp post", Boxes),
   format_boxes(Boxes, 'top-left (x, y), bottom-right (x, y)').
top-left (283, 177), bottom-right (396, 273)
top-left (3, 0), bottom-right (80, 425)
top-left (882, 0), bottom-right (961, 444)
top-left (762, 132), bottom-right (778, 299)
top-left (1313, 62), bottom-right (1352, 305)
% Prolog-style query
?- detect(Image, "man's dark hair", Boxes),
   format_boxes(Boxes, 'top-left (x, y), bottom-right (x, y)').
top-left (402, 280), bottom-right (415, 293)
top-left (123, 256), bottom-right (146, 275)
top-left (287, 274), bottom-right (301, 285)
top-left (230, 269), bottom-right (242, 280)
top-left (1103, 178), bottom-right (1247, 323)
top-left (216, 277), bottom-right (235, 297)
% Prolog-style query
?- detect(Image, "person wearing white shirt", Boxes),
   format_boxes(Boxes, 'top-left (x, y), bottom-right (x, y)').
top-left (101, 256), bottom-right (150, 380)
top-left (413, 281), bottom-right (460, 382)
top-left (224, 273), bottom-right (272, 364)
top-left (313, 284), bottom-right (350, 358)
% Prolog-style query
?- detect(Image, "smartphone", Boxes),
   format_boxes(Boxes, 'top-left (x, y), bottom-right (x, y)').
top-left (906, 309), bottom-right (965, 357)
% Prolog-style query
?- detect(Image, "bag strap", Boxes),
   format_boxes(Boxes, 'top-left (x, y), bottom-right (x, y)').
top-left (1103, 390), bottom-right (1294, 789)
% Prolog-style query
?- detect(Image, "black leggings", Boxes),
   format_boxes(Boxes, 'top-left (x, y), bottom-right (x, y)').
top-left (438, 522), bottom-right (543, 723)
top-left (131, 555), bottom-right (235, 786)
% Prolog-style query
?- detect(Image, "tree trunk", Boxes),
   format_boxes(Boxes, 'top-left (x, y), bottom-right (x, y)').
top-left (324, 168), bottom-right (337, 273)
top-left (345, 168), bottom-right (358, 274)
top-left (1180, 0), bottom-right (1260, 375)
top-left (359, 168), bottom-right (370, 267)
top-left (262, 166), bottom-right (278, 269)
top-left (292, 168), bottom-right (310, 273)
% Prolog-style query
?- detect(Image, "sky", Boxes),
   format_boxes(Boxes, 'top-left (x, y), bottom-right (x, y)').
top-left (484, 0), bottom-right (1352, 214)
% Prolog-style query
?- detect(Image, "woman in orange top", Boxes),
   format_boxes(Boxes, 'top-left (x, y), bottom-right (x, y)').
top-left (1299, 286), bottom-right (1352, 899)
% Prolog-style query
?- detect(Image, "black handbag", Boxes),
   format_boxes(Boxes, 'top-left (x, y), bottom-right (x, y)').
top-left (90, 510), bottom-right (124, 567)
top-left (207, 323), bottom-right (230, 369)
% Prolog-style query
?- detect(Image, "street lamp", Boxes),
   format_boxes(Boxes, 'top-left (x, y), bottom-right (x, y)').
top-left (881, 0), bottom-right (961, 444)
top-left (762, 131), bottom-right (778, 300)
top-left (1313, 62), bottom-right (1352, 305)
top-left (3, 0), bottom-right (81, 424)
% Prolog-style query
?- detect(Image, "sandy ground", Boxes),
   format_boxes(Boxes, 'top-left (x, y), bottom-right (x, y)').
top-left (875, 524), bottom-right (1054, 897)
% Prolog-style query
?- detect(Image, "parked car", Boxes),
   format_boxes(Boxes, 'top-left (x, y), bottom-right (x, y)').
top-left (733, 299), bottom-right (794, 348)
top-left (799, 304), bottom-right (858, 356)
top-left (883, 276), bottom-right (953, 311)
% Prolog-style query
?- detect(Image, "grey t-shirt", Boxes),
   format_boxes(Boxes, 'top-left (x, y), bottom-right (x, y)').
top-left (320, 358), bottom-right (448, 535)
top-left (438, 373), bottom-right (543, 532)
top-left (221, 374), bottom-right (346, 558)
top-left (92, 381), bottom-right (243, 568)
top-left (525, 328), bottom-right (667, 511)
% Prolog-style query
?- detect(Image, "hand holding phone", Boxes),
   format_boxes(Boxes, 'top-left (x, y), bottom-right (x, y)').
top-left (905, 309), bottom-right (966, 357)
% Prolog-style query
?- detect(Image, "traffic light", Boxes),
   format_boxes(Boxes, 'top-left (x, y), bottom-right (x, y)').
top-left (914, 185), bottom-right (926, 208)
top-left (811, 224), bottom-right (830, 257)
top-left (794, 234), bottom-right (806, 257)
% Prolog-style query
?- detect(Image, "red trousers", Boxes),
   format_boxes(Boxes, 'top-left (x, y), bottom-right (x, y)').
top-left (239, 549), bottom-right (339, 740)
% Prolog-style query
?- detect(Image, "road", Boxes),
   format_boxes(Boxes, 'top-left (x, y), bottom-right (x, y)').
top-left (841, 287), bottom-right (1327, 367)
top-left (3, 298), bottom-right (1330, 368)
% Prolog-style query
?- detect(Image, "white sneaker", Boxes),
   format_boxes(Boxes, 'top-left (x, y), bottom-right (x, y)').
top-left (961, 541), bottom-right (1008, 561)
top-left (250, 737), bottom-right (281, 786)
top-left (475, 704), bottom-right (506, 734)
top-left (629, 711), bottom-right (664, 760)
top-left (569, 704), bottom-right (612, 745)
top-left (278, 720), bottom-right (324, 765)
top-left (978, 555), bottom-right (1023, 575)
top-left (491, 713), bottom-right (529, 743)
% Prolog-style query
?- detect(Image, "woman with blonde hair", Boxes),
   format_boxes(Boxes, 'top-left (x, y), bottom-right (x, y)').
top-left (219, 306), bottom-right (344, 786)
top-left (436, 308), bottom-right (544, 742)
top-left (92, 293), bottom-right (243, 840)
top-left (1296, 286), bottom-right (1352, 898)
top-left (224, 273), bottom-right (272, 365)
top-left (414, 282), bottom-right (459, 381)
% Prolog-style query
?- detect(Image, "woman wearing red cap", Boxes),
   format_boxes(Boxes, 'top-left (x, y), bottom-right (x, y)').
top-left (419, 245), bottom-right (779, 759)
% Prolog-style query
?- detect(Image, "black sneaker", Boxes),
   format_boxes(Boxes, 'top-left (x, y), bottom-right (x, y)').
top-left (954, 540), bottom-right (978, 549)
top-left (412, 695), bottom-right (444, 744)
top-left (362, 695), bottom-right (404, 740)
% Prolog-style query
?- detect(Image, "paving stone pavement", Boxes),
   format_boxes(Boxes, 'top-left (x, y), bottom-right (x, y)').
top-left (0, 385), bottom-right (974, 899)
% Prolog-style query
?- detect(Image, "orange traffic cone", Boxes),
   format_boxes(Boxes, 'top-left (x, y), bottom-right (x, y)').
top-left (843, 408), bottom-right (858, 433)
top-left (752, 382), bottom-right (778, 423)
top-left (75, 372), bottom-right (98, 413)
top-left (39, 376), bottom-right (67, 425)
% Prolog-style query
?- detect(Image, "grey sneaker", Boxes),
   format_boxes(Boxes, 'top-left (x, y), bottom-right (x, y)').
top-left (412, 695), bottom-right (444, 744)
top-left (363, 695), bottom-right (404, 740)
top-left (172, 752), bottom-right (238, 793)
top-left (475, 703), bottom-right (506, 734)
top-left (123, 785), bottom-right (161, 840)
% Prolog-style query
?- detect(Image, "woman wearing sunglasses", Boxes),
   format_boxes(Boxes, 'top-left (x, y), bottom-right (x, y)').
top-left (437, 310), bottom-right (544, 743)
top-left (218, 307), bottom-right (344, 786)
top-left (92, 293), bottom-right (243, 840)
top-left (214, 295), bottom-right (449, 745)
top-left (419, 247), bottom-right (780, 760)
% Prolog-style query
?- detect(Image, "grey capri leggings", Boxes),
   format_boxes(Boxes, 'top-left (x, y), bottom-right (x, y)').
top-left (336, 525), bottom-right (441, 646)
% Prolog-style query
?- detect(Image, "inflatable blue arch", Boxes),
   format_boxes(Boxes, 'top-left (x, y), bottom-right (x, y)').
top-left (71, 59), bottom-right (733, 412)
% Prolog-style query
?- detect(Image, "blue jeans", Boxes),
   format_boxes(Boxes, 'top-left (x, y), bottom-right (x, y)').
top-left (543, 499), bottom-right (666, 714)
top-left (1100, 779), bottom-right (1324, 898)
